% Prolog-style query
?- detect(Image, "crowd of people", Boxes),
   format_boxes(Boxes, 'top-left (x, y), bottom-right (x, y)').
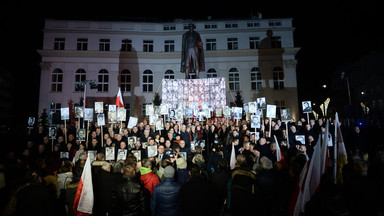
top-left (0, 113), bottom-right (384, 216)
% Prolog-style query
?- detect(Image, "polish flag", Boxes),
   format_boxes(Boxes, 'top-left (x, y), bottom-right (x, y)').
top-left (116, 87), bottom-right (124, 108)
top-left (274, 135), bottom-right (287, 168)
top-left (73, 155), bottom-right (94, 215)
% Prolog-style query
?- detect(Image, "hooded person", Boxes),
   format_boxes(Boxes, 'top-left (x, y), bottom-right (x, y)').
top-left (176, 157), bottom-right (190, 186)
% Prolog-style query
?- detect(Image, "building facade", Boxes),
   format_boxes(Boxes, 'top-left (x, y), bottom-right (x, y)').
top-left (38, 17), bottom-right (300, 122)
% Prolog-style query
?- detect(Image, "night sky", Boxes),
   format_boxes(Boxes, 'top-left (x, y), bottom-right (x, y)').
top-left (1, 0), bottom-right (383, 131)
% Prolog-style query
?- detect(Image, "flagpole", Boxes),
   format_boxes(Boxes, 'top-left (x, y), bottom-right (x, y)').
top-left (333, 113), bottom-right (338, 184)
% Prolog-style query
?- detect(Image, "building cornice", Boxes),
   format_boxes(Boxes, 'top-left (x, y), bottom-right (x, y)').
top-left (37, 48), bottom-right (300, 60)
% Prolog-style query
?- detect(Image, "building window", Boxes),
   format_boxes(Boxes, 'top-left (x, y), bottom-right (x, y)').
top-left (163, 25), bottom-right (176, 30)
top-left (51, 68), bottom-right (63, 92)
top-left (143, 70), bottom-right (153, 92)
top-left (247, 22), bottom-right (260, 27)
top-left (54, 38), bottom-right (65, 50)
top-left (121, 39), bottom-right (132, 51)
top-left (143, 40), bottom-right (153, 52)
top-left (273, 67), bottom-right (284, 90)
top-left (207, 68), bottom-right (217, 78)
top-left (75, 69), bottom-right (86, 92)
top-left (225, 23), bottom-right (238, 28)
top-left (275, 100), bottom-right (286, 118)
top-left (76, 38), bottom-right (88, 51)
top-left (98, 69), bottom-right (109, 92)
top-left (272, 36), bottom-right (282, 48)
top-left (206, 39), bottom-right (216, 51)
top-left (249, 37), bottom-right (261, 49)
top-left (99, 39), bottom-right (110, 51)
top-left (227, 38), bottom-right (238, 50)
top-left (204, 24), bottom-right (217, 29)
top-left (120, 69), bottom-right (131, 92)
top-left (50, 102), bottom-right (61, 119)
top-left (229, 68), bottom-right (240, 91)
top-left (164, 40), bottom-right (175, 52)
top-left (269, 21), bottom-right (282, 26)
top-left (164, 70), bottom-right (175, 79)
top-left (251, 67), bottom-right (262, 90)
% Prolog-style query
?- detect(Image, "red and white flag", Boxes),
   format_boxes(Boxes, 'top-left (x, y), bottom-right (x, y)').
top-left (291, 121), bottom-right (329, 216)
top-left (73, 155), bottom-right (94, 215)
top-left (274, 135), bottom-right (287, 167)
top-left (116, 87), bottom-right (124, 108)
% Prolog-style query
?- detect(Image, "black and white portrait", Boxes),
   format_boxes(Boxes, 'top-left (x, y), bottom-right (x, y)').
top-left (109, 105), bottom-right (116, 112)
top-left (60, 152), bottom-right (69, 159)
top-left (149, 114), bottom-right (158, 126)
top-left (160, 104), bottom-right (169, 115)
top-left (223, 106), bottom-right (231, 117)
top-left (266, 105), bottom-right (277, 119)
top-left (169, 109), bottom-right (176, 119)
top-left (76, 128), bottom-right (86, 141)
top-left (249, 101), bottom-right (257, 113)
top-left (147, 145), bottom-right (157, 158)
top-left (302, 101), bottom-right (312, 113)
top-left (84, 108), bottom-right (94, 121)
top-left (97, 114), bottom-right (105, 126)
top-left (251, 115), bottom-right (261, 128)
top-left (61, 107), bottom-right (70, 120)
top-left (155, 118), bottom-right (164, 131)
top-left (108, 111), bottom-right (117, 123)
top-left (280, 108), bottom-right (291, 122)
top-left (116, 149), bottom-right (127, 161)
top-left (295, 135), bottom-right (306, 145)
top-left (185, 108), bottom-right (193, 118)
top-left (233, 107), bottom-right (243, 120)
top-left (95, 102), bottom-right (103, 114)
top-left (27, 117), bottom-right (35, 128)
top-left (243, 103), bottom-right (249, 114)
top-left (117, 107), bottom-right (126, 122)
top-left (88, 150), bottom-right (97, 162)
top-left (131, 150), bottom-right (141, 161)
top-left (146, 104), bottom-right (154, 116)
top-left (257, 97), bottom-right (267, 109)
top-left (127, 117), bottom-right (138, 129)
top-left (128, 137), bottom-right (136, 149)
top-left (49, 126), bottom-right (56, 138)
top-left (75, 106), bottom-right (83, 118)
top-left (176, 109), bottom-right (183, 122)
top-left (215, 108), bottom-right (223, 117)
top-left (105, 147), bottom-right (115, 161)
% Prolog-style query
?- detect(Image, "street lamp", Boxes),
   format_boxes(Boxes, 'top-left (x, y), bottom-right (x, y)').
top-left (75, 80), bottom-right (98, 128)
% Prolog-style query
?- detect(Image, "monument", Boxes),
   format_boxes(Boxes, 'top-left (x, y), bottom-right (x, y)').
top-left (180, 23), bottom-right (205, 79)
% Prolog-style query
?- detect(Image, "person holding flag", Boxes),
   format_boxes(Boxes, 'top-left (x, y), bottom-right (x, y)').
top-left (73, 153), bottom-right (94, 216)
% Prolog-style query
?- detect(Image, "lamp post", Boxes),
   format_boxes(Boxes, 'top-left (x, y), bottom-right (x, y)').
top-left (75, 80), bottom-right (98, 128)
top-left (341, 72), bottom-right (352, 127)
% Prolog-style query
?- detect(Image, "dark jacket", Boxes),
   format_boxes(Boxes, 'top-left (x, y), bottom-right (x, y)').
top-left (111, 175), bottom-right (150, 216)
top-left (178, 176), bottom-right (220, 216)
top-left (150, 177), bottom-right (181, 216)
top-left (94, 169), bottom-right (114, 215)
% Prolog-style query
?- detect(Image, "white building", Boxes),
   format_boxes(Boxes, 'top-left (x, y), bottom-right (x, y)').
top-left (38, 17), bottom-right (300, 122)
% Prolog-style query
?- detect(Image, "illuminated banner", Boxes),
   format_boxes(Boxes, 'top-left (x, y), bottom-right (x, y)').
top-left (161, 78), bottom-right (226, 109)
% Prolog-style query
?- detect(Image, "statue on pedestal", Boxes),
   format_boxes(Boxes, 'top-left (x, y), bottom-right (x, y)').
top-left (180, 23), bottom-right (205, 79)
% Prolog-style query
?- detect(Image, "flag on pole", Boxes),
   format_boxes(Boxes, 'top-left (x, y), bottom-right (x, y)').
top-left (335, 113), bottom-right (348, 185)
top-left (73, 155), bottom-right (94, 215)
top-left (274, 135), bottom-right (287, 167)
top-left (116, 87), bottom-right (124, 108)
top-left (230, 143), bottom-right (236, 170)
top-left (291, 120), bottom-right (329, 216)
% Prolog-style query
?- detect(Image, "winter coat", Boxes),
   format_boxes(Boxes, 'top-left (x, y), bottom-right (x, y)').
top-left (140, 167), bottom-right (160, 195)
top-left (150, 177), bottom-right (181, 216)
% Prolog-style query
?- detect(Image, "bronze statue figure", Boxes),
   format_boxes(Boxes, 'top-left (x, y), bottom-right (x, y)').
top-left (180, 23), bottom-right (205, 79)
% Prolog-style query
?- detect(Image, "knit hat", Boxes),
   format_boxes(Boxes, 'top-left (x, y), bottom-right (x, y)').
top-left (176, 157), bottom-right (187, 169)
top-left (163, 165), bottom-right (175, 178)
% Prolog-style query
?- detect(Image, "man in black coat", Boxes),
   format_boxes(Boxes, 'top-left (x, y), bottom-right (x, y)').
top-left (94, 162), bottom-right (114, 216)
top-left (178, 164), bottom-right (220, 216)
top-left (111, 162), bottom-right (150, 216)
